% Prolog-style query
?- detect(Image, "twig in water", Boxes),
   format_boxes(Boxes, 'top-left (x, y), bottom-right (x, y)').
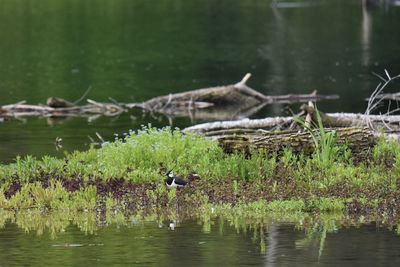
top-left (73, 86), bottom-right (92, 105)
top-left (108, 97), bottom-right (121, 106)
top-left (95, 132), bottom-right (105, 143)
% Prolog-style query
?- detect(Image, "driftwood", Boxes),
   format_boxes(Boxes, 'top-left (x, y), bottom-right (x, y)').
top-left (126, 74), bottom-right (265, 111)
top-left (0, 74), bottom-right (338, 122)
top-left (126, 73), bottom-right (339, 120)
top-left (0, 98), bottom-right (125, 119)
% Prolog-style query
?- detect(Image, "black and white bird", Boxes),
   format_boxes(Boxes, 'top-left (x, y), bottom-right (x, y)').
top-left (165, 170), bottom-right (188, 189)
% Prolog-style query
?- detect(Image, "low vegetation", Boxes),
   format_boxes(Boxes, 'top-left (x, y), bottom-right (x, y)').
top-left (0, 126), bottom-right (399, 224)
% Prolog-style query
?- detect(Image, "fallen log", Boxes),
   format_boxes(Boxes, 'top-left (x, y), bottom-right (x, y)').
top-left (125, 73), bottom-right (339, 119)
top-left (1, 98), bottom-right (125, 118)
top-left (126, 74), bottom-right (266, 111)
top-left (184, 110), bottom-right (400, 134)
top-left (184, 103), bottom-right (400, 155)
top-left (213, 127), bottom-right (376, 155)
top-left (0, 75), bottom-right (338, 121)
top-left (184, 116), bottom-right (294, 134)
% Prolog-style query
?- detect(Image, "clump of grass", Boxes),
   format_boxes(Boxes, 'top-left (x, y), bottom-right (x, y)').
top-left (92, 126), bottom-right (225, 183)
top-left (267, 199), bottom-right (306, 213)
top-left (306, 197), bottom-right (345, 212)
top-left (295, 107), bottom-right (342, 166)
top-left (0, 182), bottom-right (97, 212)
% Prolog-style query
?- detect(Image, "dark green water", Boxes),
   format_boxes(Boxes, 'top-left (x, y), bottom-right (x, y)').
top-left (1, 218), bottom-right (400, 266)
top-left (1, 0), bottom-right (400, 162)
top-left (1, 1), bottom-right (400, 264)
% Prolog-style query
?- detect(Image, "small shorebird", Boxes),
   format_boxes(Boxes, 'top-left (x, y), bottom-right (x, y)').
top-left (165, 170), bottom-right (188, 189)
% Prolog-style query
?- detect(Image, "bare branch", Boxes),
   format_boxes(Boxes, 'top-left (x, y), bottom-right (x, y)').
top-left (385, 69), bottom-right (391, 80)
top-left (73, 86), bottom-right (92, 105)
top-left (372, 72), bottom-right (387, 83)
top-left (364, 70), bottom-right (400, 130)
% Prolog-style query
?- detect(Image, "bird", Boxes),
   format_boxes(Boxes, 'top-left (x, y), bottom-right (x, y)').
top-left (165, 170), bottom-right (188, 189)
top-left (168, 221), bottom-right (175, 231)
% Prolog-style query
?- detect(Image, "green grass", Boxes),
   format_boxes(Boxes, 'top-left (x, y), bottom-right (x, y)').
top-left (0, 126), bottom-right (399, 219)
top-left (0, 126), bottom-right (281, 185)
top-left (0, 182), bottom-right (97, 211)
top-left (294, 107), bottom-right (342, 166)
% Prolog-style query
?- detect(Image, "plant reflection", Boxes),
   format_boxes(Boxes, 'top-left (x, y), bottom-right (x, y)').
top-left (0, 206), bottom-right (381, 258)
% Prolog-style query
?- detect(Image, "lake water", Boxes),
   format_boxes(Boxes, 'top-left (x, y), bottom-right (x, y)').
top-left (1, 0), bottom-right (400, 162)
top-left (1, 216), bottom-right (400, 266)
top-left (1, 1), bottom-right (400, 265)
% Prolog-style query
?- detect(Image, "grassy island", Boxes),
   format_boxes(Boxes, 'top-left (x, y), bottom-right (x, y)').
top-left (0, 127), bottom-right (399, 226)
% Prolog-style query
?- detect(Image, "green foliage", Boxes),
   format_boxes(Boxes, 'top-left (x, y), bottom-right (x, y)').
top-left (307, 197), bottom-right (345, 212)
top-left (267, 200), bottom-right (306, 213)
top-left (232, 180), bottom-right (240, 196)
top-left (30, 182), bottom-right (69, 210)
top-left (0, 182), bottom-right (97, 212)
top-left (372, 137), bottom-right (399, 163)
top-left (0, 126), bottom-right (399, 220)
top-left (167, 188), bottom-right (177, 205)
top-left (71, 186), bottom-right (97, 211)
top-left (0, 127), bottom-right (286, 185)
top-left (93, 127), bottom-right (224, 183)
top-left (295, 107), bottom-right (340, 166)
top-left (14, 155), bottom-right (41, 183)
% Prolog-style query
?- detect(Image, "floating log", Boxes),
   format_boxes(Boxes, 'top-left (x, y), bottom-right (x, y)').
top-left (125, 73), bottom-right (339, 119)
top-left (0, 74), bottom-right (338, 122)
top-left (126, 74), bottom-right (266, 111)
top-left (0, 98), bottom-right (125, 118)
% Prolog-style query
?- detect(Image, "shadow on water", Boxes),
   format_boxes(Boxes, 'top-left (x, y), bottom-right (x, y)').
top-left (1, 209), bottom-right (400, 265)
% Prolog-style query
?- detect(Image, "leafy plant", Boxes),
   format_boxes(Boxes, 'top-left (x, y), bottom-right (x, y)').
top-left (295, 106), bottom-right (338, 166)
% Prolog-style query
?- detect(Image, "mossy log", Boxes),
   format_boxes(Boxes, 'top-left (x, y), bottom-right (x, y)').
top-left (204, 127), bottom-right (376, 155)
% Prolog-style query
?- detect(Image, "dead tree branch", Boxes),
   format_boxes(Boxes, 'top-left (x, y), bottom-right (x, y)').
top-left (125, 73), bottom-right (338, 120)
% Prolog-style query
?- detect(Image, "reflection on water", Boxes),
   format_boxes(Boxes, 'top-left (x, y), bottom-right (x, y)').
top-left (1, 210), bottom-right (400, 266)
